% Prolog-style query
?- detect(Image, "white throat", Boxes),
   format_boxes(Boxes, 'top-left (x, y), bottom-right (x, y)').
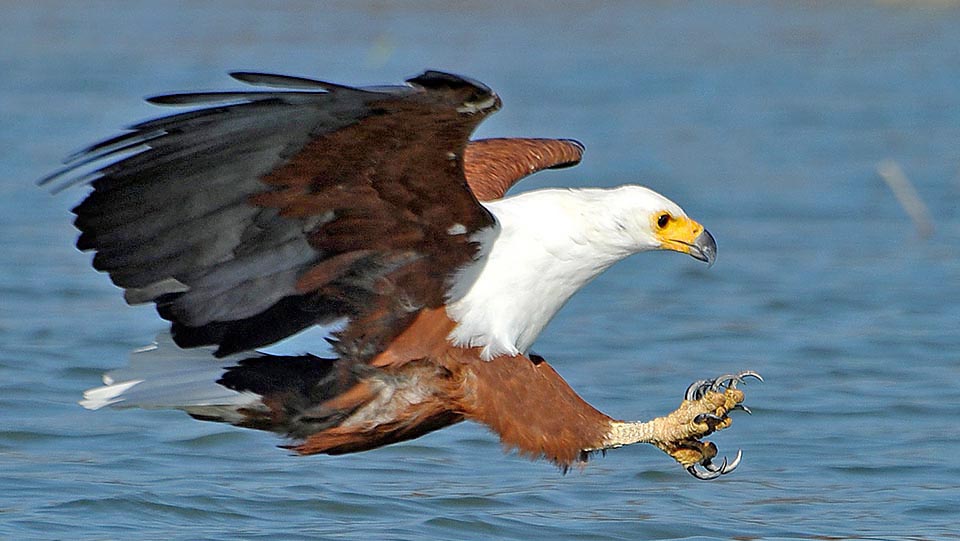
top-left (445, 186), bottom-right (681, 360)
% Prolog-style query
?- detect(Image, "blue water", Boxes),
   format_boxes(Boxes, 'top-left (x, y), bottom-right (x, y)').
top-left (3, 1), bottom-right (960, 539)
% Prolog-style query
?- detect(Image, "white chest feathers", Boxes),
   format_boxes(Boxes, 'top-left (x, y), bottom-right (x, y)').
top-left (445, 186), bottom-right (682, 360)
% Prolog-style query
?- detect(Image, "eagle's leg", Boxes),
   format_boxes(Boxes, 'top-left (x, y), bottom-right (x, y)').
top-left (650, 371), bottom-right (762, 479)
top-left (601, 371), bottom-right (761, 478)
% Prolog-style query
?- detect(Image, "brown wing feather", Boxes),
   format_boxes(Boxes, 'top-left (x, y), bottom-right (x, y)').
top-left (51, 71), bottom-right (500, 360)
top-left (158, 307), bottom-right (610, 468)
top-left (302, 309), bottom-right (610, 468)
top-left (463, 138), bottom-right (584, 200)
top-left (456, 352), bottom-right (612, 467)
top-left (250, 76), bottom-right (499, 359)
top-left (241, 347), bottom-right (611, 468)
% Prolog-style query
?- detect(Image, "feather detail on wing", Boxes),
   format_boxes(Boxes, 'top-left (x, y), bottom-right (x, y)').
top-left (463, 138), bottom-right (584, 200)
top-left (45, 71), bottom-right (586, 366)
top-left (46, 71), bottom-right (498, 362)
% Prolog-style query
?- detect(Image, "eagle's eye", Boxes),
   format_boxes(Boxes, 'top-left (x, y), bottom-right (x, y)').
top-left (657, 213), bottom-right (671, 229)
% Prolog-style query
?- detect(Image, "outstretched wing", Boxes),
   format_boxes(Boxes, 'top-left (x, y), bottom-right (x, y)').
top-left (45, 71), bottom-right (500, 361)
top-left (463, 138), bottom-right (584, 200)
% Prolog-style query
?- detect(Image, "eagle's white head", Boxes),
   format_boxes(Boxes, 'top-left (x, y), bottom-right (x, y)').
top-left (554, 185), bottom-right (716, 264)
top-left (446, 184), bottom-right (716, 359)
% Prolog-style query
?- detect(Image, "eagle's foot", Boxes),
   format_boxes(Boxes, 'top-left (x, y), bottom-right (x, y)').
top-left (654, 371), bottom-right (761, 480)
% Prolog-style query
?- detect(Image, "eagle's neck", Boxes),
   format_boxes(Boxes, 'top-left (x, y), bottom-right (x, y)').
top-left (445, 188), bottom-right (646, 360)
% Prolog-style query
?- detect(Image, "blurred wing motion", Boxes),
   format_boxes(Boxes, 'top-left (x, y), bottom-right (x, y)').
top-left (50, 71), bottom-right (758, 477)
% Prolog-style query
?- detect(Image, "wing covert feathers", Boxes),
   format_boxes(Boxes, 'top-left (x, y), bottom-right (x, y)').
top-left (50, 71), bottom-right (586, 366)
top-left (54, 71), bottom-right (499, 360)
top-left (279, 346), bottom-right (613, 468)
top-left (463, 138), bottom-right (584, 200)
top-left (458, 353), bottom-right (612, 467)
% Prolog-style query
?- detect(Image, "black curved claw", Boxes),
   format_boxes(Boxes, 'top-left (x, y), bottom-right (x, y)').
top-left (685, 379), bottom-right (711, 401)
top-left (703, 455), bottom-right (728, 473)
top-left (710, 373), bottom-right (739, 391)
top-left (712, 371), bottom-right (763, 391)
top-left (685, 371), bottom-right (763, 400)
top-left (694, 412), bottom-right (724, 426)
top-left (686, 449), bottom-right (743, 480)
top-left (731, 404), bottom-right (753, 415)
top-left (687, 464), bottom-right (722, 480)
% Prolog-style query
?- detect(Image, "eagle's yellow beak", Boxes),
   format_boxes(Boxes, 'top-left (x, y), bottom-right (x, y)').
top-left (654, 215), bottom-right (717, 267)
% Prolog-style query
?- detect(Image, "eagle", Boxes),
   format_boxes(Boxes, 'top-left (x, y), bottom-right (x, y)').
top-left (44, 71), bottom-right (760, 479)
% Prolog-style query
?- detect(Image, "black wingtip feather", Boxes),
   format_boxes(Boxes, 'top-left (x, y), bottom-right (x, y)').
top-left (35, 165), bottom-right (72, 188)
top-left (39, 129), bottom-right (163, 193)
top-left (44, 169), bottom-right (102, 195)
top-left (146, 92), bottom-right (258, 106)
top-left (405, 70), bottom-right (499, 114)
top-left (76, 231), bottom-right (96, 251)
top-left (406, 70), bottom-right (491, 94)
top-left (229, 71), bottom-right (352, 92)
top-left (61, 129), bottom-right (162, 165)
top-left (217, 354), bottom-right (337, 397)
top-left (165, 293), bottom-right (334, 358)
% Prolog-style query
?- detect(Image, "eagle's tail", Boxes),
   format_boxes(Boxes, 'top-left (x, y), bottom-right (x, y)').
top-left (80, 333), bottom-right (351, 436)
top-left (80, 332), bottom-right (463, 455)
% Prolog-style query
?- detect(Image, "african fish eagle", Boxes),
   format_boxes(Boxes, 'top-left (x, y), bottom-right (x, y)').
top-left (43, 71), bottom-right (760, 478)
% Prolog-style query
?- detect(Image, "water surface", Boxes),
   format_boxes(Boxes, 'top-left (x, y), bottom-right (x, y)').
top-left (2, 2), bottom-right (959, 540)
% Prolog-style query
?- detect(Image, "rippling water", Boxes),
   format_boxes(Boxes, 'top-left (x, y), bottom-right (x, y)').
top-left (3, 2), bottom-right (959, 540)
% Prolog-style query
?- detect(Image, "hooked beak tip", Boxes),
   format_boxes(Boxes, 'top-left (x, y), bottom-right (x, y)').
top-left (691, 229), bottom-right (717, 267)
